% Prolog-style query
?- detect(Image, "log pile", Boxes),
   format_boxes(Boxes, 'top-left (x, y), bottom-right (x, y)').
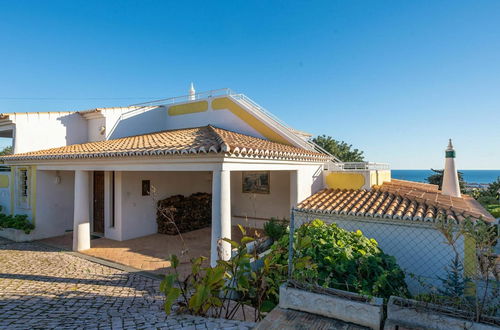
top-left (157, 192), bottom-right (212, 235)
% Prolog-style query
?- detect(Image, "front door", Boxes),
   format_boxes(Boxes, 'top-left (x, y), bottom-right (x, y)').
top-left (93, 171), bottom-right (105, 234)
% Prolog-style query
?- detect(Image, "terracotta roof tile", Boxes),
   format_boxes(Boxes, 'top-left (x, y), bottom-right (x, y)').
top-left (0, 126), bottom-right (329, 162)
top-left (297, 181), bottom-right (496, 223)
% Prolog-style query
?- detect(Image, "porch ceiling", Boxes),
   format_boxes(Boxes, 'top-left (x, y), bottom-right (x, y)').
top-left (1, 125), bottom-right (329, 163)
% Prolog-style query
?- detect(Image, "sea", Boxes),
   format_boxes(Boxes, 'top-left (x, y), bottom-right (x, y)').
top-left (391, 170), bottom-right (500, 184)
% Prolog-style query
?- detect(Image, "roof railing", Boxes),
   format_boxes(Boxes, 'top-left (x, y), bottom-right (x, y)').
top-left (326, 162), bottom-right (391, 171)
top-left (228, 94), bottom-right (343, 163)
top-left (130, 88), bottom-right (233, 107)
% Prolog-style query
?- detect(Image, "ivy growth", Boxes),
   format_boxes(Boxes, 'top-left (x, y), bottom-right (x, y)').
top-left (266, 219), bottom-right (409, 302)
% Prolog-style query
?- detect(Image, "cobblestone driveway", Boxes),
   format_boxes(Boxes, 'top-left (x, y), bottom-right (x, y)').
top-left (0, 238), bottom-right (255, 329)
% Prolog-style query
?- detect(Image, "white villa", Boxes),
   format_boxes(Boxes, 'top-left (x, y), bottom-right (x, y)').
top-left (0, 87), bottom-right (494, 271)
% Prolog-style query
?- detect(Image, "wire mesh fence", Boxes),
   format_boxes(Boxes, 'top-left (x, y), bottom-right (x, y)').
top-left (287, 210), bottom-right (499, 324)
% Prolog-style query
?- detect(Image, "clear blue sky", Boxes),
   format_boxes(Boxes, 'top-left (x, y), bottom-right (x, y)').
top-left (1, 0), bottom-right (499, 169)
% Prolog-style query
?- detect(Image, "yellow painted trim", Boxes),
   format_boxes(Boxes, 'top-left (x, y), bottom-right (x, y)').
top-left (464, 235), bottom-right (477, 296)
top-left (9, 166), bottom-right (15, 215)
top-left (370, 171), bottom-right (377, 188)
top-left (0, 175), bottom-right (9, 188)
top-left (211, 97), bottom-right (291, 145)
top-left (31, 166), bottom-right (37, 223)
top-left (168, 101), bottom-right (208, 116)
top-left (325, 172), bottom-right (365, 190)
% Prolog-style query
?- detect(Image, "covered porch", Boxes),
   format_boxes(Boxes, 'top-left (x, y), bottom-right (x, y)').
top-left (2, 126), bottom-right (327, 267)
top-left (35, 160), bottom-right (322, 267)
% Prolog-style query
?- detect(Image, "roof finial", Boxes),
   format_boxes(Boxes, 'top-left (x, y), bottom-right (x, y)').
top-left (447, 138), bottom-right (453, 150)
top-left (442, 139), bottom-right (461, 197)
top-left (189, 82), bottom-right (196, 101)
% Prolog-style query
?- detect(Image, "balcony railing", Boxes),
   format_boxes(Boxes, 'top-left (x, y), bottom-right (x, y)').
top-left (130, 88), bottom-right (234, 107)
top-left (326, 162), bottom-right (390, 171)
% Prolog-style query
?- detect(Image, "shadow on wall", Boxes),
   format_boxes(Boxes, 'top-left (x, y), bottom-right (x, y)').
top-left (57, 113), bottom-right (88, 146)
top-left (108, 107), bottom-right (167, 139)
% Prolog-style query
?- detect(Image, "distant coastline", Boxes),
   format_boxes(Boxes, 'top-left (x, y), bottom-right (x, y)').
top-left (391, 170), bottom-right (500, 184)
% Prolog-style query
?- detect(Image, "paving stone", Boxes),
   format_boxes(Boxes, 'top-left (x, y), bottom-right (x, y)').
top-left (0, 240), bottom-right (257, 329)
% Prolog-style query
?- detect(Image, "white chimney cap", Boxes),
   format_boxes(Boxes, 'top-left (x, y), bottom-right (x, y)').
top-left (189, 83), bottom-right (196, 100)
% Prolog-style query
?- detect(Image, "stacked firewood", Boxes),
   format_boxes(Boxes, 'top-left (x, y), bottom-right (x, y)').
top-left (156, 192), bottom-right (212, 235)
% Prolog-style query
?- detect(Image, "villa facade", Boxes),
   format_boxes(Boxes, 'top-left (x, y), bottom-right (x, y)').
top-left (0, 88), bottom-right (382, 265)
top-left (0, 87), bottom-right (491, 270)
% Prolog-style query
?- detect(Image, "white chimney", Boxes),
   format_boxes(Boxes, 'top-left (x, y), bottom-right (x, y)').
top-left (189, 82), bottom-right (196, 101)
top-left (442, 139), bottom-right (461, 197)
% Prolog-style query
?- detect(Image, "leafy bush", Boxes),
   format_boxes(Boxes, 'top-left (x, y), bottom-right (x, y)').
top-left (266, 219), bottom-right (409, 301)
top-left (160, 221), bottom-right (409, 321)
top-left (477, 196), bottom-right (499, 207)
top-left (161, 226), bottom-right (273, 321)
top-left (486, 205), bottom-right (500, 218)
top-left (160, 225), bottom-right (314, 321)
top-left (263, 218), bottom-right (287, 241)
top-left (0, 213), bottom-right (34, 234)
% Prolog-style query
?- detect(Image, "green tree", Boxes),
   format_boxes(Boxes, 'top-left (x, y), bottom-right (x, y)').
top-left (0, 146), bottom-right (12, 156)
top-left (486, 177), bottom-right (500, 197)
top-left (312, 135), bottom-right (364, 162)
top-left (426, 168), bottom-right (466, 193)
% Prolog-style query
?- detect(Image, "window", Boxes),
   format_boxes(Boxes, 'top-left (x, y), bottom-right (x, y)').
top-left (142, 180), bottom-right (151, 196)
top-left (20, 169), bottom-right (28, 197)
top-left (16, 168), bottom-right (30, 208)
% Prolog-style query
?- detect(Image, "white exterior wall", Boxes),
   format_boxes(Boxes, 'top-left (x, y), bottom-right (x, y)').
top-left (105, 107), bottom-right (168, 140)
top-left (9, 113), bottom-right (88, 154)
top-left (231, 171), bottom-right (291, 228)
top-left (294, 212), bottom-right (464, 294)
top-left (87, 116), bottom-right (106, 142)
top-left (297, 165), bottom-right (324, 202)
top-left (164, 101), bottom-right (265, 140)
top-left (102, 102), bottom-right (265, 141)
top-left (35, 170), bottom-right (75, 239)
top-left (119, 171), bottom-right (212, 240)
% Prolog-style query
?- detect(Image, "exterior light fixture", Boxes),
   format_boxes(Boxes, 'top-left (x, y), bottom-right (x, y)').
top-left (54, 171), bottom-right (61, 184)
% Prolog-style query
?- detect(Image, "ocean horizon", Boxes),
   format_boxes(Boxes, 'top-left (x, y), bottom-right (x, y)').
top-left (391, 169), bottom-right (500, 184)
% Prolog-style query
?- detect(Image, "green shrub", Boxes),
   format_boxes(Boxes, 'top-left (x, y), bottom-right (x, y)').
top-left (266, 219), bottom-right (409, 302)
top-left (263, 218), bottom-right (287, 241)
top-left (160, 225), bottom-right (296, 321)
top-left (0, 210), bottom-right (34, 234)
top-left (477, 196), bottom-right (499, 207)
top-left (486, 205), bottom-right (500, 218)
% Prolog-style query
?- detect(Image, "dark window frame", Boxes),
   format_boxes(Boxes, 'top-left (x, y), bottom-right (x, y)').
top-left (142, 180), bottom-right (151, 196)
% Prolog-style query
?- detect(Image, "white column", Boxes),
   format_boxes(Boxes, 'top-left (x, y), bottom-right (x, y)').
top-left (73, 170), bottom-right (91, 251)
top-left (290, 170), bottom-right (299, 209)
top-left (211, 169), bottom-right (231, 266)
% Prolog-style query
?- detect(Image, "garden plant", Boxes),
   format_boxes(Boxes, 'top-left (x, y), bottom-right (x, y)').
top-left (0, 206), bottom-right (34, 234)
top-left (416, 216), bottom-right (499, 324)
top-left (265, 219), bottom-right (409, 303)
top-left (160, 219), bottom-right (409, 321)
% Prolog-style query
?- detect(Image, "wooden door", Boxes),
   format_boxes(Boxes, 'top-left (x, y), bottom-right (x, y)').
top-left (93, 171), bottom-right (105, 234)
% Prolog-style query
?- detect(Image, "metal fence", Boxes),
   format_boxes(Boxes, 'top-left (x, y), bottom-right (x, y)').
top-left (287, 209), bottom-right (499, 323)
